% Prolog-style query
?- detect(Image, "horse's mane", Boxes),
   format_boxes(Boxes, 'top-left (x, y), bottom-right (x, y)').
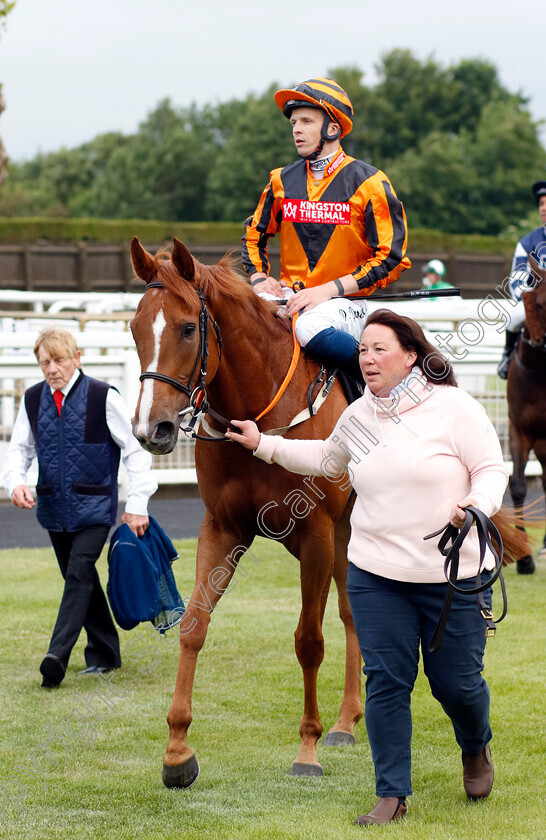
top-left (148, 248), bottom-right (280, 327)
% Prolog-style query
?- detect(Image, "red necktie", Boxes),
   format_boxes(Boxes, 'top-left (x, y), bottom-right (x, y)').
top-left (54, 390), bottom-right (63, 416)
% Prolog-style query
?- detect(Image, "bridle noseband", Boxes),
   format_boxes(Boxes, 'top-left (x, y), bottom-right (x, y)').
top-left (138, 280), bottom-right (226, 439)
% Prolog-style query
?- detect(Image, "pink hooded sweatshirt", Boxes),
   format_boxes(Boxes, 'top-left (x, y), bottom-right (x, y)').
top-left (254, 373), bottom-right (508, 583)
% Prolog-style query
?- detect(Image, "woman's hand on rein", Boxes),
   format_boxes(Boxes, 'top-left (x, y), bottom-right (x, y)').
top-left (226, 419), bottom-right (261, 451)
top-left (449, 496), bottom-right (477, 529)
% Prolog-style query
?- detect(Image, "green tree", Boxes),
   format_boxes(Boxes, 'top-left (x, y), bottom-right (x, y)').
top-left (387, 131), bottom-right (479, 233)
top-left (84, 99), bottom-right (216, 220)
top-left (204, 86), bottom-right (294, 221)
top-left (0, 132), bottom-right (129, 216)
top-left (1, 50), bottom-right (544, 236)
top-left (0, 0), bottom-right (15, 22)
top-left (0, 0), bottom-right (16, 184)
top-left (466, 99), bottom-right (546, 232)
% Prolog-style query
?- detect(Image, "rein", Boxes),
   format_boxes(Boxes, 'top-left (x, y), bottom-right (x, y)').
top-left (255, 314), bottom-right (300, 421)
top-left (424, 506), bottom-right (507, 653)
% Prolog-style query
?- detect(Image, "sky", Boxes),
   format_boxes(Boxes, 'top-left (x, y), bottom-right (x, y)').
top-left (1, 0), bottom-right (545, 162)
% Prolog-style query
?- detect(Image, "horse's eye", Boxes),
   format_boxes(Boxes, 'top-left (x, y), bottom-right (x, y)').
top-left (181, 323), bottom-right (197, 338)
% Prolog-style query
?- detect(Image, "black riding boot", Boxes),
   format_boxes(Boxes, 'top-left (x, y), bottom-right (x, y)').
top-left (497, 330), bottom-right (519, 380)
top-left (336, 342), bottom-right (365, 403)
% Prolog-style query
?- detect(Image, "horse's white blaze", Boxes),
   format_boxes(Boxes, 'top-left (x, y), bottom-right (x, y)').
top-left (135, 307), bottom-right (166, 438)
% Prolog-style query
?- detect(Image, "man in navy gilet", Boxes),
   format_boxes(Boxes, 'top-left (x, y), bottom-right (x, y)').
top-left (2, 327), bottom-right (157, 688)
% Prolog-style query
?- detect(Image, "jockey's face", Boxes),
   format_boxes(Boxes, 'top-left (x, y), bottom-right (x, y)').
top-left (289, 107), bottom-right (340, 158)
top-left (359, 324), bottom-right (417, 396)
top-left (37, 346), bottom-right (81, 390)
top-left (539, 196), bottom-right (546, 225)
top-left (423, 272), bottom-right (439, 288)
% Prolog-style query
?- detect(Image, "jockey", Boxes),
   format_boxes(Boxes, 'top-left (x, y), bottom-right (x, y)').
top-left (497, 180), bottom-right (546, 379)
top-left (242, 77), bottom-right (411, 376)
top-left (421, 259), bottom-right (451, 291)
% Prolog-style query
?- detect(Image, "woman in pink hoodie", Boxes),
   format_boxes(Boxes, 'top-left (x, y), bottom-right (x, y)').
top-left (227, 309), bottom-right (509, 826)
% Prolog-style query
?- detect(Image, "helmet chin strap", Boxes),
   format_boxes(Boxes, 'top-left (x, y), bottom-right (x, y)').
top-left (299, 113), bottom-right (341, 161)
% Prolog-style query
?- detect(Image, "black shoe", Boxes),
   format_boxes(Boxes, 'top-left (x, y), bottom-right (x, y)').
top-left (78, 665), bottom-right (117, 676)
top-left (40, 653), bottom-right (65, 688)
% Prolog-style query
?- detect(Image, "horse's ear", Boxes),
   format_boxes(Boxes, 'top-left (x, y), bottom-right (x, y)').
top-left (131, 237), bottom-right (155, 285)
top-left (172, 238), bottom-right (195, 283)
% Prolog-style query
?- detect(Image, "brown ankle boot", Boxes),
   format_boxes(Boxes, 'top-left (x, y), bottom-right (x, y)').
top-left (462, 743), bottom-right (494, 800)
top-left (354, 797), bottom-right (408, 825)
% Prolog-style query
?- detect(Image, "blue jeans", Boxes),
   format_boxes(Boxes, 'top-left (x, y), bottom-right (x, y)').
top-left (347, 564), bottom-right (493, 797)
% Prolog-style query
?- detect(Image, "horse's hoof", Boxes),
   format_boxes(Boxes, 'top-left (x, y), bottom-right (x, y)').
top-left (538, 546), bottom-right (546, 559)
top-left (162, 755), bottom-right (200, 788)
top-left (517, 555), bottom-right (536, 575)
top-left (290, 762), bottom-right (323, 777)
top-left (323, 730), bottom-right (356, 747)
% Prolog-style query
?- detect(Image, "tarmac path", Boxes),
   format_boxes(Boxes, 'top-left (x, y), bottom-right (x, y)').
top-left (0, 496), bottom-right (206, 550)
top-left (0, 487), bottom-right (539, 551)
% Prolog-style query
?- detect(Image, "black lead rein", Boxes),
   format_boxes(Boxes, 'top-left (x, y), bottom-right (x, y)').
top-left (424, 506), bottom-right (508, 653)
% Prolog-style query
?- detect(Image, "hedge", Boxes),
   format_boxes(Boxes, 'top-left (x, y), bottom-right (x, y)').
top-left (0, 217), bottom-right (517, 258)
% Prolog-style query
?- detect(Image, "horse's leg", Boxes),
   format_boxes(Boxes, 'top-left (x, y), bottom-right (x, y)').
top-left (290, 525), bottom-right (335, 777)
top-left (323, 510), bottom-right (363, 747)
top-left (162, 513), bottom-right (252, 788)
top-left (509, 424), bottom-right (536, 574)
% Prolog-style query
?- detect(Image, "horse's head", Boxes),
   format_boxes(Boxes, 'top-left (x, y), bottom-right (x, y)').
top-left (523, 254), bottom-right (546, 346)
top-left (129, 237), bottom-right (221, 454)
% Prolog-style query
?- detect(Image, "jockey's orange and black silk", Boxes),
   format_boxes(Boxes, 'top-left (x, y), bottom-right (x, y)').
top-left (242, 148), bottom-right (411, 294)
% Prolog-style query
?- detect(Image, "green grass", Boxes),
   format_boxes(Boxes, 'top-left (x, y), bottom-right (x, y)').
top-left (0, 536), bottom-right (544, 839)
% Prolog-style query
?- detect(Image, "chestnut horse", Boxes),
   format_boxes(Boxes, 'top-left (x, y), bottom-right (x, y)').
top-left (506, 256), bottom-right (546, 573)
top-left (129, 237), bottom-right (362, 787)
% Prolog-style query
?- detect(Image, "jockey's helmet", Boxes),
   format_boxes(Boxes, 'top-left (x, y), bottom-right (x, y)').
top-left (531, 181), bottom-right (546, 204)
top-left (274, 78), bottom-right (353, 160)
top-left (422, 259), bottom-right (446, 278)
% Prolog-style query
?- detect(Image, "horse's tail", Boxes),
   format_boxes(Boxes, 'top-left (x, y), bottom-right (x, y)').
top-left (491, 503), bottom-right (541, 565)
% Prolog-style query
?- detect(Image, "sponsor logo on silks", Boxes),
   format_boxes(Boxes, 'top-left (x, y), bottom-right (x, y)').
top-left (282, 198), bottom-right (351, 225)
top-left (325, 150), bottom-right (346, 178)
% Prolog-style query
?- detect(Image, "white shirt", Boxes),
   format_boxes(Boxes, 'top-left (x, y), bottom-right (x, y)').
top-left (2, 370), bottom-right (157, 515)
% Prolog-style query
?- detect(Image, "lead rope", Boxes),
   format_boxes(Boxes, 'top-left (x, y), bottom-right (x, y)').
top-left (424, 506), bottom-right (508, 653)
top-left (254, 313), bottom-right (300, 422)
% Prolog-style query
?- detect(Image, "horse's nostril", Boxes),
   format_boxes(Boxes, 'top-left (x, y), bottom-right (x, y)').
top-left (153, 421), bottom-right (176, 442)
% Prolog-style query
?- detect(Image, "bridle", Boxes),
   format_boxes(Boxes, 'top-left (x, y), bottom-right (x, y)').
top-left (520, 328), bottom-right (546, 352)
top-left (138, 281), bottom-right (227, 440)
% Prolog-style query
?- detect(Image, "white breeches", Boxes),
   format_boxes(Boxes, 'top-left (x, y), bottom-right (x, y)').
top-left (294, 298), bottom-right (368, 347)
top-left (506, 300), bottom-right (525, 333)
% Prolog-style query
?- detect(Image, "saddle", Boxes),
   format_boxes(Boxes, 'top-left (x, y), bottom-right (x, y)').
top-left (303, 347), bottom-right (364, 405)
top-left (334, 366), bottom-right (365, 404)
top-left (275, 310), bottom-right (364, 405)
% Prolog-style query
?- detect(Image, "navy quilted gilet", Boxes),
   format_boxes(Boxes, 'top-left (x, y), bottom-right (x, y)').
top-left (25, 373), bottom-right (121, 532)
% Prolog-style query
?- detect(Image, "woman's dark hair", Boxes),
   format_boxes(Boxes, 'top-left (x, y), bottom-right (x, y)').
top-left (363, 309), bottom-right (457, 386)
